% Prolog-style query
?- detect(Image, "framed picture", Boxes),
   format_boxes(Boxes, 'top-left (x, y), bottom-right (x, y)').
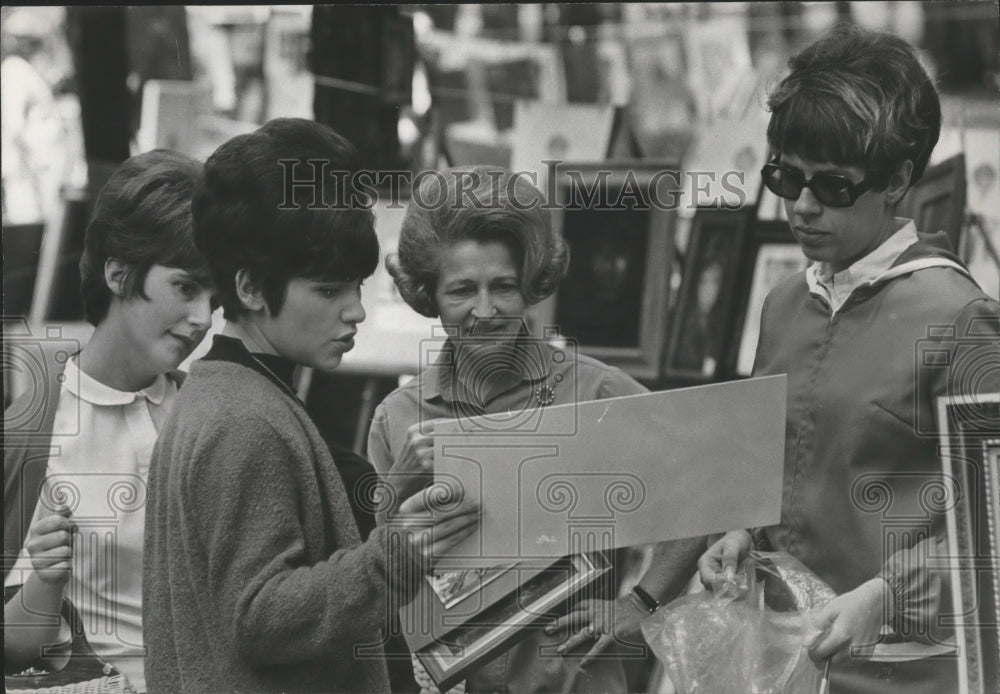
top-left (937, 394), bottom-right (1000, 694)
top-left (726, 220), bottom-right (809, 378)
top-left (533, 161), bottom-right (678, 382)
top-left (898, 153), bottom-right (967, 251)
top-left (662, 209), bottom-right (750, 381)
top-left (426, 563), bottom-right (519, 611)
top-left (414, 552), bottom-right (612, 692)
top-left (510, 100), bottom-right (616, 192)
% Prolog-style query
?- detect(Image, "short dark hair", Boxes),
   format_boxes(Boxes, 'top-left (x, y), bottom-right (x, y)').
top-left (766, 24), bottom-right (941, 187)
top-left (388, 166), bottom-right (568, 318)
top-left (79, 150), bottom-right (209, 326)
top-left (193, 118), bottom-right (379, 319)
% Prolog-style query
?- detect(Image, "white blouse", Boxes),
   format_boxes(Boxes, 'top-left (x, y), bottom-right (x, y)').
top-left (6, 357), bottom-right (179, 692)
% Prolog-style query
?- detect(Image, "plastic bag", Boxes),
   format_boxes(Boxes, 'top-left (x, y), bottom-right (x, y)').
top-left (641, 551), bottom-right (837, 694)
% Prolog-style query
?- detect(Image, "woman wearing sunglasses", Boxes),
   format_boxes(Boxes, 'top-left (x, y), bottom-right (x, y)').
top-left (699, 25), bottom-right (999, 694)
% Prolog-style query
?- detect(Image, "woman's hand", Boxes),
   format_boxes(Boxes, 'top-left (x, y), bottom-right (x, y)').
top-left (385, 421), bottom-right (437, 511)
top-left (24, 506), bottom-right (74, 586)
top-left (698, 529), bottom-right (752, 590)
top-left (545, 596), bottom-right (648, 667)
top-left (807, 578), bottom-right (889, 664)
top-left (390, 484), bottom-right (479, 572)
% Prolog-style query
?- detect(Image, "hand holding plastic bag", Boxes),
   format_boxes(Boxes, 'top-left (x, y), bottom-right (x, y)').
top-left (641, 551), bottom-right (837, 694)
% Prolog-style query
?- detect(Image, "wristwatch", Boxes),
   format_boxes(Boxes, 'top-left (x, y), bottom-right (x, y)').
top-left (629, 584), bottom-right (661, 614)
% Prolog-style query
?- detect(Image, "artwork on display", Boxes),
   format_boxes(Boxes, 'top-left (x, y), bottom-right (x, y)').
top-left (625, 34), bottom-right (695, 159)
top-left (937, 394), bottom-right (1000, 694)
top-left (935, 128), bottom-right (1000, 300)
top-left (663, 209), bottom-right (750, 381)
top-left (421, 30), bottom-right (566, 130)
top-left (534, 162), bottom-right (677, 382)
top-left (510, 100), bottom-right (616, 192)
top-left (963, 129), bottom-right (1000, 219)
top-left (897, 153), bottom-right (967, 250)
top-left (484, 59), bottom-right (540, 132)
top-left (413, 553), bottom-right (612, 692)
top-left (682, 14), bottom-right (754, 120)
top-left (729, 220), bottom-right (809, 378)
top-left (679, 111), bottom-right (770, 210)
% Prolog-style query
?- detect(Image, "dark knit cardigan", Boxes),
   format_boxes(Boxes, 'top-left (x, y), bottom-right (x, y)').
top-left (143, 358), bottom-right (412, 694)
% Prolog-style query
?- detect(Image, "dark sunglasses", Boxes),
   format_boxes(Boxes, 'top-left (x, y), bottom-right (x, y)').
top-left (760, 161), bottom-right (880, 207)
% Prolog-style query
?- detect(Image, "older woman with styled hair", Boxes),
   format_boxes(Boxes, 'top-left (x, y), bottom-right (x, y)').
top-left (369, 167), bottom-right (703, 694)
top-left (698, 25), bottom-right (1000, 694)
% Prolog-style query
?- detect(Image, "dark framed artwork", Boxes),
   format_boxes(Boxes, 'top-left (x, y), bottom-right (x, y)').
top-left (937, 394), bottom-right (1000, 694)
top-left (662, 208), bottom-right (750, 381)
top-left (725, 220), bottom-right (809, 378)
top-left (898, 153), bottom-right (967, 250)
top-left (534, 161), bottom-right (678, 382)
top-left (414, 552), bottom-right (612, 692)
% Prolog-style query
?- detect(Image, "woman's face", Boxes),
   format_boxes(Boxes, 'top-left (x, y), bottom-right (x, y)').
top-left (116, 264), bottom-right (214, 375)
top-left (254, 277), bottom-right (366, 372)
top-left (780, 152), bottom-right (894, 273)
top-left (434, 239), bottom-right (527, 345)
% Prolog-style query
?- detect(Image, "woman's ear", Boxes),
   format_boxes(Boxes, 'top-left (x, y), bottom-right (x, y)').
top-left (886, 160), bottom-right (914, 206)
top-left (104, 259), bottom-right (128, 296)
top-left (234, 269), bottom-right (267, 312)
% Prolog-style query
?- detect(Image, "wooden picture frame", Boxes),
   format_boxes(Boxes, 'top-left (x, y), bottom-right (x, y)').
top-left (725, 220), bottom-right (809, 378)
top-left (662, 208), bottom-right (750, 382)
top-left (937, 393), bottom-right (1000, 694)
top-left (533, 161), bottom-right (678, 383)
top-left (898, 153), bottom-right (967, 250)
top-left (414, 552), bottom-right (612, 692)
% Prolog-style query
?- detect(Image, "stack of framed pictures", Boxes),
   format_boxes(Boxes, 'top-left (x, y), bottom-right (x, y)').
top-left (937, 394), bottom-right (1000, 694)
top-left (403, 553), bottom-right (613, 692)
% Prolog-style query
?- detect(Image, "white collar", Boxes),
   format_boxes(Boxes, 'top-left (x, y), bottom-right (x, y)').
top-left (61, 357), bottom-right (168, 406)
top-left (806, 218), bottom-right (918, 310)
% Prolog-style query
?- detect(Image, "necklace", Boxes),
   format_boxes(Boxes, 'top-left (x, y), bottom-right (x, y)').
top-left (247, 352), bottom-right (299, 401)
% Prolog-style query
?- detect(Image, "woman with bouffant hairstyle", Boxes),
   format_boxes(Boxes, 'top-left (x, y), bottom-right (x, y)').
top-left (5, 150), bottom-right (214, 692)
top-left (388, 165), bottom-right (569, 318)
top-left (142, 119), bottom-right (479, 694)
top-left (370, 166), bottom-right (704, 694)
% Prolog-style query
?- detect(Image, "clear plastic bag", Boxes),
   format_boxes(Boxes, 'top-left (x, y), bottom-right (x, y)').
top-left (641, 551), bottom-right (837, 694)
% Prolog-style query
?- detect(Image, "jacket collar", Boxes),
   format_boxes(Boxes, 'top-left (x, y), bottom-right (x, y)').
top-left (806, 219), bottom-right (972, 310)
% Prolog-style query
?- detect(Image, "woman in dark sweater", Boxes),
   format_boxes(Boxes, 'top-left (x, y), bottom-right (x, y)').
top-left (142, 118), bottom-right (479, 693)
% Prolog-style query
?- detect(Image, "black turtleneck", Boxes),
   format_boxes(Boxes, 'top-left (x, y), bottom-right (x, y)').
top-left (200, 335), bottom-right (377, 540)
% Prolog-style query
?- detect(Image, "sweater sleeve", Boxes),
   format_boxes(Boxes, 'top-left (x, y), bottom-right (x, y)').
top-left (183, 413), bottom-right (418, 666)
